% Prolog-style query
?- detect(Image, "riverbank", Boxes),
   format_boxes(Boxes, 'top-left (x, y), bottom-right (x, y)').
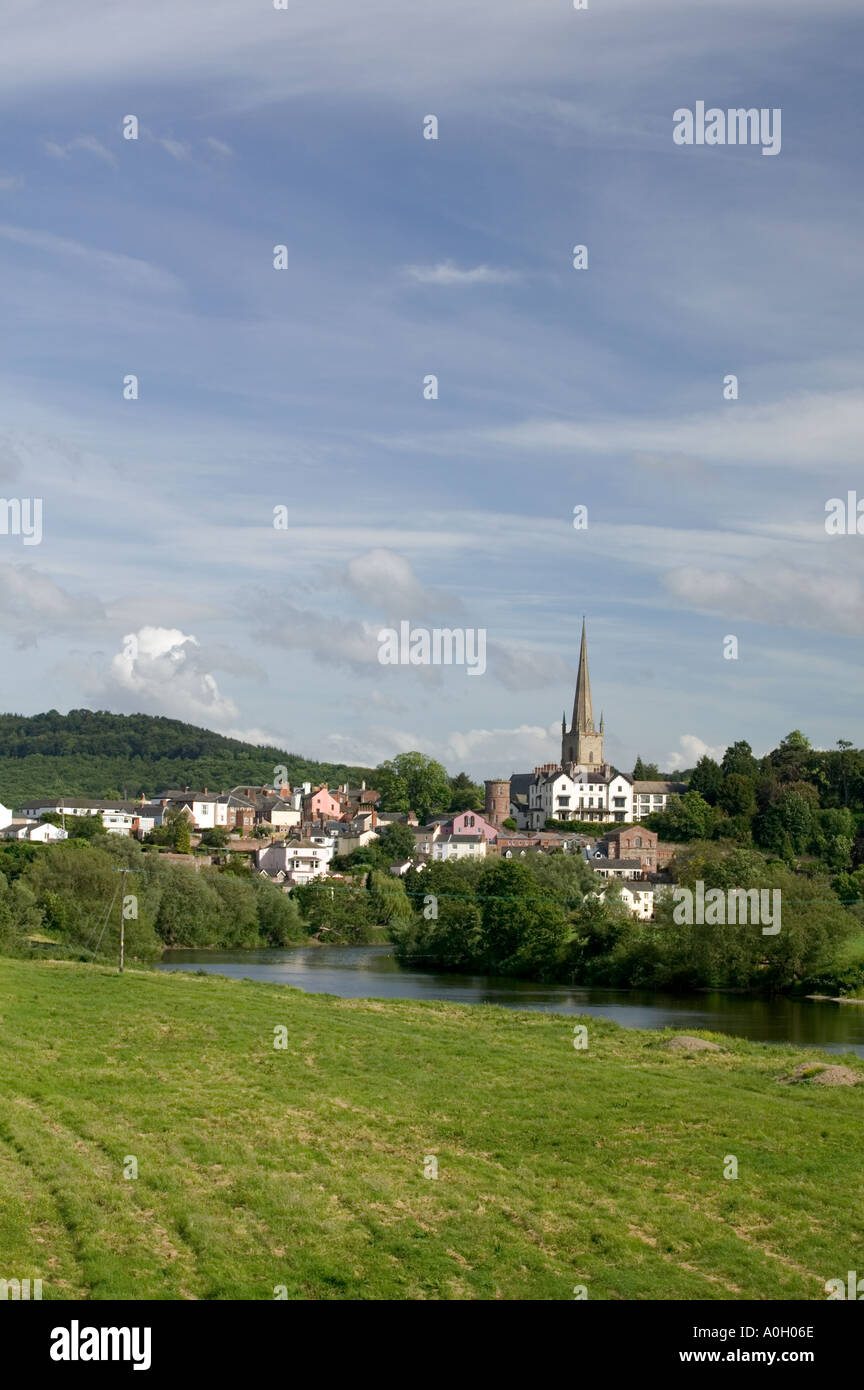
top-left (156, 944), bottom-right (864, 1055)
top-left (1, 956), bottom-right (862, 1299)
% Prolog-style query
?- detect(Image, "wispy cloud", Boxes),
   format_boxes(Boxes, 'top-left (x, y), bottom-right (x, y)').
top-left (402, 261), bottom-right (521, 287)
top-left (44, 135), bottom-right (117, 166)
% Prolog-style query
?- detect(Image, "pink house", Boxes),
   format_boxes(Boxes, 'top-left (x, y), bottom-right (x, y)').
top-left (447, 810), bottom-right (499, 843)
top-left (302, 785), bottom-right (342, 823)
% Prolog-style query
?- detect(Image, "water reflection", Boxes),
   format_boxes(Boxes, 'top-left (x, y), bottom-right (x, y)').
top-left (157, 944), bottom-right (864, 1055)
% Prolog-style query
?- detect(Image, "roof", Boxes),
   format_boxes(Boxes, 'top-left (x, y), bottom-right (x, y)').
top-left (632, 781), bottom-right (687, 794)
top-left (508, 773), bottom-right (534, 795)
top-left (591, 858), bottom-right (644, 871)
top-left (25, 798), bottom-right (143, 814)
top-left (438, 833), bottom-right (483, 844)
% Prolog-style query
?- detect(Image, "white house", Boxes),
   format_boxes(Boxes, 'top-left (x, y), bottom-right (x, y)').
top-left (256, 838), bottom-right (334, 885)
top-left (432, 833), bottom-right (487, 862)
top-left (3, 820), bottom-right (68, 842)
top-left (520, 767), bottom-right (635, 830)
top-left (0, 802), bottom-right (12, 833)
top-left (592, 883), bottom-right (655, 920)
top-left (631, 781), bottom-right (688, 821)
top-left (19, 799), bottom-right (143, 836)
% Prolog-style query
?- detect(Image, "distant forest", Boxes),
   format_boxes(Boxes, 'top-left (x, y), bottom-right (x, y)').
top-left (0, 710), bottom-right (373, 808)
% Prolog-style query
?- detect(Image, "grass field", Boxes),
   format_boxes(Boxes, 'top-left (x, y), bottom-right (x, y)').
top-left (0, 957), bottom-right (861, 1301)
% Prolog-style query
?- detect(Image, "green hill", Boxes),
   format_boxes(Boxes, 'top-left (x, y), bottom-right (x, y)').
top-left (0, 709), bottom-right (372, 809)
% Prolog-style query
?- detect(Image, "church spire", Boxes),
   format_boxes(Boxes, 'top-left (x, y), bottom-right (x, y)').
top-left (562, 618), bottom-right (604, 769)
top-left (571, 617), bottom-right (595, 732)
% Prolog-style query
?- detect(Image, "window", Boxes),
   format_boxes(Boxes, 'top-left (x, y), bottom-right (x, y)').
top-left (634, 835), bottom-right (642, 847)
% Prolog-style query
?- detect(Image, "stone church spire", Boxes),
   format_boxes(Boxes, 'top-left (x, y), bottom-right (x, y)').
top-left (571, 617), bottom-right (594, 732)
top-left (561, 618), bottom-right (604, 767)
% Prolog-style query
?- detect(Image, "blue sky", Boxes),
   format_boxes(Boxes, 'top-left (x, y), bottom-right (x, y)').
top-left (0, 0), bottom-right (862, 779)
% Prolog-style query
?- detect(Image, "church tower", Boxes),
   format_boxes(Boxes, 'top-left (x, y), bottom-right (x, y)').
top-left (561, 619), bottom-right (604, 767)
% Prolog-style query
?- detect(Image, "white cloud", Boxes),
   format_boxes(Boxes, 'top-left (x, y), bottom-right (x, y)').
top-left (473, 391), bottom-right (864, 471)
top-left (341, 547), bottom-right (461, 615)
top-left (666, 734), bottom-right (727, 770)
top-left (43, 135), bottom-right (116, 166)
top-left (0, 564), bottom-right (105, 647)
top-left (99, 625), bottom-right (241, 726)
top-left (324, 721), bottom-right (559, 776)
top-left (402, 261), bottom-right (520, 287)
top-left (663, 564), bottom-right (864, 636)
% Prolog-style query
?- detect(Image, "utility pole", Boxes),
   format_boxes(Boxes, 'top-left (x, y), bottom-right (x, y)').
top-left (112, 866), bottom-right (139, 974)
top-left (119, 866), bottom-right (127, 973)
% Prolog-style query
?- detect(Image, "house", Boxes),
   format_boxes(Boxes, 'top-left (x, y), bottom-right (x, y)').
top-left (258, 796), bottom-right (301, 830)
top-left (3, 820), bottom-right (68, 842)
top-left (585, 852), bottom-right (645, 881)
top-left (19, 799), bottom-right (144, 836)
top-left (302, 785), bottom-right (342, 825)
top-left (0, 802), bottom-right (12, 833)
top-left (443, 809), bottom-right (499, 842)
top-left (256, 838), bottom-right (334, 885)
top-left (412, 823), bottom-right (441, 857)
top-left (432, 833), bottom-right (486, 862)
top-left (149, 790), bottom-right (227, 830)
top-left (590, 825), bottom-right (676, 874)
top-left (631, 781), bottom-right (688, 821)
top-left (592, 882), bottom-right (656, 920)
top-left (148, 789), bottom-right (255, 832)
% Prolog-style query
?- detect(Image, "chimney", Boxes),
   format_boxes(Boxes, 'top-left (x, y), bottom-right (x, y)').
top-left (202, 786), bottom-right (207, 795)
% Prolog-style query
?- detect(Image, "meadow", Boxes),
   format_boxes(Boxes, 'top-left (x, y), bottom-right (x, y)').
top-left (0, 957), bottom-right (861, 1301)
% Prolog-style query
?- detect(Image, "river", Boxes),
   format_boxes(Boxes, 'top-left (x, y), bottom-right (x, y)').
top-left (156, 944), bottom-right (864, 1056)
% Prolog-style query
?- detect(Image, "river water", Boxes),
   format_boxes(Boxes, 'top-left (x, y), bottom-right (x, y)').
top-left (156, 944), bottom-right (864, 1056)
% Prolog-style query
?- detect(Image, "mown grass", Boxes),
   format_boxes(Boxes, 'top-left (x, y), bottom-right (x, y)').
top-left (0, 957), bottom-right (861, 1301)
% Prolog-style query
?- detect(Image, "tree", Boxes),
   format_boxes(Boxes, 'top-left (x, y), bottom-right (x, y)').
top-left (375, 753), bottom-right (451, 821)
top-left (633, 755), bottom-right (660, 780)
top-left (200, 826), bottom-right (230, 849)
top-left (689, 755), bottom-right (722, 804)
top-left (717, 773), bottom-right (757, 818)
top-left (502, 817), bottom-right (517, 830)
top-left (376, 822), bottom-right (416, 864)
top-left (448, 772), bottom-right (484, 813)
top-left (653, 791), bottom-right (713, 841)
top-left (721, 741), bottom-right (759, 780)
top-left (66, 812), bottom-right (104, 840)
top-left (475, 859), bottom-right (569, 977)
top-left (171, 815), bottom-right (192, 855)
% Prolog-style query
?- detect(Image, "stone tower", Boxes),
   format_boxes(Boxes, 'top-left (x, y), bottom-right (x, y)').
top-left (484, 778), bottom-right (510, 826)
top-left (561, 619), bottom-right (604, 767)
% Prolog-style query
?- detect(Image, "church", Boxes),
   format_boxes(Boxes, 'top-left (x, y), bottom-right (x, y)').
top-left (485, 620), bottom-right (685, 830)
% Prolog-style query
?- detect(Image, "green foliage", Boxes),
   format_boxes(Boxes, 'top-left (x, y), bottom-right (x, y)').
top-left (689, 755), bottom-right (722, 804)
top-left (649, 790), bottom-right (714, 841)
top-left (375, 752), bottom-right (451, 821)
top-left (292, 878), bottom-right (376, 943)
top-left (448, 771), bottom-right (484, 813)
top-left (632, 755), bottom-right (660, 779)
top-left (199, 826), bottom-right (230, 848)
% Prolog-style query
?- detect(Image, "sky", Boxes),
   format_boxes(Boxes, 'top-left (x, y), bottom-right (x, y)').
top-left (0, 0), bottom-right (862, 780)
